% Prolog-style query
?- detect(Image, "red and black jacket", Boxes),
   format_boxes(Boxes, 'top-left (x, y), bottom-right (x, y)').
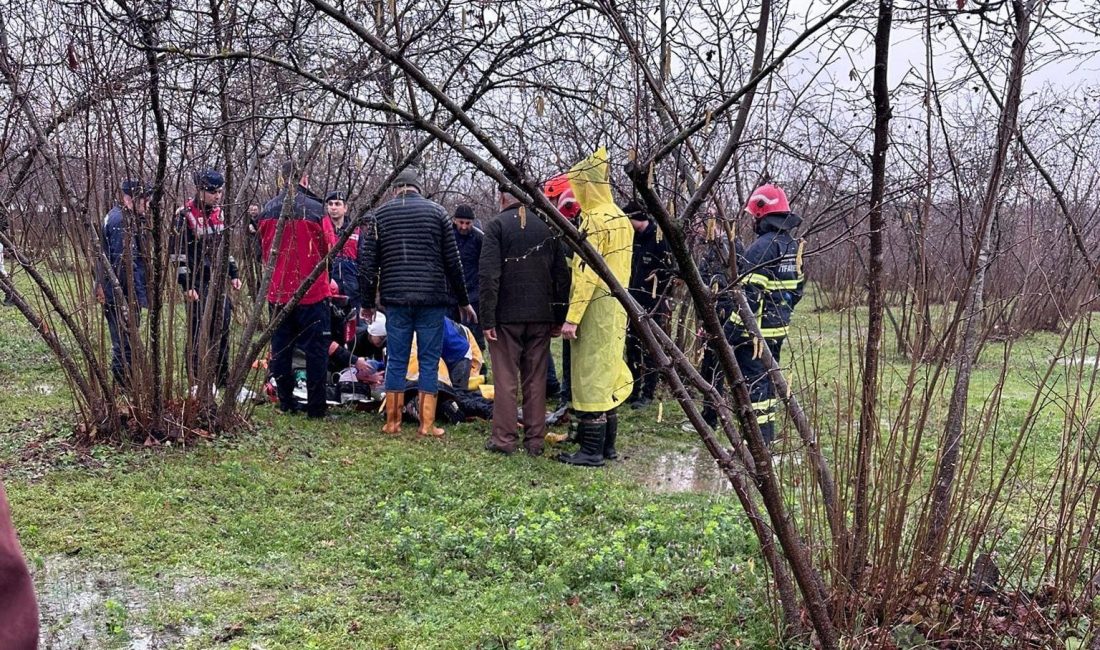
top-left (170, 199), bottom-right (239, 293)
top-left (258, 185), bottom-right (332, 306)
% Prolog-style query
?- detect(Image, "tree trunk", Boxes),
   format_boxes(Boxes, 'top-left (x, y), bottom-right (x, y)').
top-left (849, 0), bottom-right (893, 592)
top-left (922, 0), bottom-right (1034, 567)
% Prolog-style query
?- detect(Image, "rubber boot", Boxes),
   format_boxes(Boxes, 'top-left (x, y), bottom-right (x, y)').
top-left (557, 416), bottom-right (606, 467)
top-left (603, 412), bottom-right (618, 460)
top-left (417, 392), bottom-right (445, 438)
top-left (381, 391), bottom-right (405, 435)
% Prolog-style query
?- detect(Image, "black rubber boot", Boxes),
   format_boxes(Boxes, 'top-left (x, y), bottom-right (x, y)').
top-left (558, 416), bottom-right (606, 467)
top-left (603, 412), bottom-right (618, 460)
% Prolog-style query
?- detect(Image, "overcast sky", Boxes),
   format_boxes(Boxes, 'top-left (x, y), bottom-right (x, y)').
top-left (787, 0), bottom-right (1098, 94)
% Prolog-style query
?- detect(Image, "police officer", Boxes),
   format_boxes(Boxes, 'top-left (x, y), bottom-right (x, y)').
top-left (96, 179), bottom-right (152, 386)
top-left (623, 200), bottom-right (674, 409)
top-left (323, 191), bottom-right (361, 308)
top-left (171, 169), bottom-right (241, 389)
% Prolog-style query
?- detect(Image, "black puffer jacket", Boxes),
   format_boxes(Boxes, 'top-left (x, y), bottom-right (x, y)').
top-left (358, 191), bottom-right (469, 309)
top-left (478, 205), bottom-right (570, 329)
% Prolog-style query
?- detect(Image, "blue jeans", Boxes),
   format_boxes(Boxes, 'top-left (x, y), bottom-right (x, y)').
top-left (384, 305), bottom-right (445, 395)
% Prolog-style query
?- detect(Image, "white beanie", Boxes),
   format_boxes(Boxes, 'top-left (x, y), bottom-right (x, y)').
top-left (367, 312), bottom-right (387, 337)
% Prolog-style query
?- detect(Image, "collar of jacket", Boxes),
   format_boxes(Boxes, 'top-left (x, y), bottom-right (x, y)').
top-left (296, 184), bottom-right (323, 201)
top-left (755, 212), bottom-right (801, 235)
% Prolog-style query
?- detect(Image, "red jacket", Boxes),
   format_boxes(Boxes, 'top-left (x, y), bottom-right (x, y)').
top-left (258, 186), bottom-right (332, 305)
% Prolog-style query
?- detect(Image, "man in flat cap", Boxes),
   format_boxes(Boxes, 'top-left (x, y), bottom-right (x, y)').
top-left (171, 169), bottom-right (241, 390)
top-left (96, 179), bottom-right (153, 387)
top-left (359, 168), bottom-right (475, 437)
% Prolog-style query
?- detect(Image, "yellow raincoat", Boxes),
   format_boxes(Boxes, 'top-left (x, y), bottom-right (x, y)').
top-left (565, 148), bottom-right (635, 412)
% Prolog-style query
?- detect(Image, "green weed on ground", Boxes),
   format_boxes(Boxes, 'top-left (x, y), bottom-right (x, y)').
top-left (11, 413), bottom-right (783, 649)
top-left (1, 281), bottom-right (1092, 647)
top-left (0, 294), bottom-right (786, 648)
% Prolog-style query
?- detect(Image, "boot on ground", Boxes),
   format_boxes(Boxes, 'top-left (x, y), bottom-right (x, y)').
top-left (417, 391), bottom-right (445, 438)
top-left (381, 391), bottom-right (405, 434)
top-left (558, 417), bottom-right (606, 467)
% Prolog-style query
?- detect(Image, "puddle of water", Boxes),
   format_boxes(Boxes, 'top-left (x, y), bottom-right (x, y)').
top-left (640, 448), bottom-right (732, 494)
top-left (638, 446), bottom-right (805, 494)
top-left (33, 554), bottom-right (202, 649)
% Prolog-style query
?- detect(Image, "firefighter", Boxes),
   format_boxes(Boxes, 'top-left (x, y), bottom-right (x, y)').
top-left (725, 183), bottom-right (805, 445)
top-left (171, 169), bottom-right (241, 389)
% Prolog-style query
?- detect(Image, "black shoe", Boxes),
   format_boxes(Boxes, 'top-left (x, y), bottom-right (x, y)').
top-left (525, 445), bottom-right (544, 457)
top-left (558, 417), bottom-right (606, 467)
top-left (484, 440), bottom-right (514, 455)
top-left (630, 398), bottom-right (652, 410)
top-left (603, 412), bottom-right (618, 460)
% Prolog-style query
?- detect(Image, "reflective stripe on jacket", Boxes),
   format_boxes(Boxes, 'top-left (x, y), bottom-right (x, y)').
top-left (729, 212), bottom-right (805, 339)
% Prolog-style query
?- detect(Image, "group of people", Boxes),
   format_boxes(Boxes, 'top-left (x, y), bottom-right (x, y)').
top-left (88, 148), bottom-right (805, 464)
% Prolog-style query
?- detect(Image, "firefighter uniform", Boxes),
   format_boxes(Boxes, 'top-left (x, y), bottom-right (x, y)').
top-left (728, 185), bottom-right (805, 444)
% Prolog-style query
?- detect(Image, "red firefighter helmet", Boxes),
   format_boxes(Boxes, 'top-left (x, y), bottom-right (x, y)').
top-left (744, 184), bottom-right (790, 218)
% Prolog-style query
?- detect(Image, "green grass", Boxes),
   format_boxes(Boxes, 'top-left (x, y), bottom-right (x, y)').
top-left (0, 294), bottom-right (786, 648)
top-left (0, 281), bottom-right (1093, 647)
top-left (11, 416), bottom-right (783, 649)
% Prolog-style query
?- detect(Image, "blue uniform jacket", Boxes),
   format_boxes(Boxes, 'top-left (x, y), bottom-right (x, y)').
top-left (98, 205), bottom-right (149, 308)
top-left (732, 213), bottom-right (805, 339)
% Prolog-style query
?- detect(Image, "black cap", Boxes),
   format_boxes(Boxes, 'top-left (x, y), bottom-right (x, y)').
top-left (120, 179), bottom-right (152, 197)
top-left (325, 191), bottom-right (348, 203)
top-left (454, 204), bottom-right (475, 221)
top-left (193, 169), bottom-right (225, 191)
top-left (623, 200), bottom-right (648, 221)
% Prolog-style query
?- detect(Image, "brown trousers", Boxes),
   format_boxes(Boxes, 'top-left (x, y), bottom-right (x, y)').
top-left (488, 323), bottom-right (553, 453)
top-left (0, 481), bottom-right (38, 649)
